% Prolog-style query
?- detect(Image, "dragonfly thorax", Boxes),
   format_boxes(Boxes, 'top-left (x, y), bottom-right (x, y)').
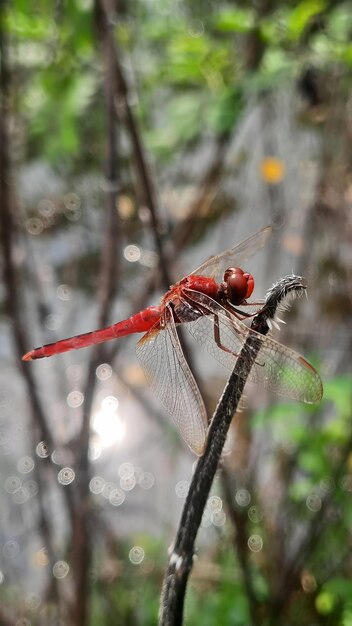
top-left (223, 267), bottom-right (254, 305)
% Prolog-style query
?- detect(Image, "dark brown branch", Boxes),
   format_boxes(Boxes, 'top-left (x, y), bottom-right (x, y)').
top-left (71, 7), bottom-right (121, 625)
top-left (159, 275), bottom-right (307, 626)
top-left (96, 0), bottom-right (172, 291)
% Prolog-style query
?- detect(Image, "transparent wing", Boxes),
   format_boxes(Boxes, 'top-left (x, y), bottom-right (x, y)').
top-left (191, 225), bottom-right (272, 281)
top-left (177, 289), bottom-right (323, 404)
top-left (135, 305), bottom-right (208, 455)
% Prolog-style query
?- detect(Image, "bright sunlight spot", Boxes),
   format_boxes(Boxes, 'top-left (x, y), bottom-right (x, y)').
top-left (92, 397), bottom-right (125, 449)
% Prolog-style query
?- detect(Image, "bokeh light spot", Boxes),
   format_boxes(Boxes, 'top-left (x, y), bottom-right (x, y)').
top-left (2, 540), bottom-right (20, 559)
top-left (139, 472), bottom-right (155, 490)
top-left (260, 157), bottom-right (285, 184)
top-left (175, 480), bottom-right (189, 498)
top-left (124, 244), bottom-right (141, 263)
top-left (17, 456), bottom-right (35, 474)
top-left (248, 505), bottom-right (263, 523)
top-left (248, 534), bottom-right (263, 552)
top-left (57, 284), bottom-right (72, 301)
top-left (89, 476), bottom-right (105, 494)
top-left (235, 488), bottom-right (251, 507)
top-left (67, 390), bottom-right (84, 408)
top-left (4, 476), bottom-right (21, 494)
top-left (306, 493), bottom-right (322, 512)
top-left (118, 462), bottom-right (134, 479)
top-left (36, 441), bottom-right (50, 458)
top-left (206, 495), bottom-right (222, 513)
top-left (109, 488), bottom-right (125, 506)
top-left (129, 546), bottom-right (145, 565)
top-left (96, 363), bottom-right (112, 381)
top-left (120, 475), bottom-right (136, 492)
top-left (12, 487), bottom-right (29, 504)
top-left (57, 467), bottom-right (75, 486)
top-left (53, 560), bottom-right (70, 579)
top-left (25, 217), bottom-right (43, 235)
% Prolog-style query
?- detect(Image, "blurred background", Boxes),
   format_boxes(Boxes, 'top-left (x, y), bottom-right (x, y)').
top-left (0, 1), bottom-right (351, 624)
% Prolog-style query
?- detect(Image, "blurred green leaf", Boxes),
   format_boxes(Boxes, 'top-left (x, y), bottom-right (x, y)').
top-left (214, 9), bottom-right (254, 33)
top-left (287, 0), bottom-right (326, 40)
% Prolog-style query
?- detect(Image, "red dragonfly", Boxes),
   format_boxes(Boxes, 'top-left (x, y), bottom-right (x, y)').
top-left (23, 226), bottom-right (323, 455)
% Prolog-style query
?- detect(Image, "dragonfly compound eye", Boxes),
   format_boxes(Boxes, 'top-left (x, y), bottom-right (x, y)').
top-left (224, 267), bottom-right (254, 304)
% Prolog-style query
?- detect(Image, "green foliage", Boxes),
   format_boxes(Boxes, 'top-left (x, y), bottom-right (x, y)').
top-left (6, 0), bottom-right (352, 168)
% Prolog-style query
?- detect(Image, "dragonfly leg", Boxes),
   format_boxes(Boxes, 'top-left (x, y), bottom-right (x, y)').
top-left (224, 301), bottom-right (267, 320)
top-left (213, 314), bottom-right (240, 357)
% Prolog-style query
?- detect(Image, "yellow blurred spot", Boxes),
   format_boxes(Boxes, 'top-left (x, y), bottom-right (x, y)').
top-left (301, 569), bottom-right (317, 593)
top-left (33, 548), bottom-right (49, 567)
top-left (260, 157), bottom-right (285, 184)
top-left (117, 195), bottom-right (135, 219)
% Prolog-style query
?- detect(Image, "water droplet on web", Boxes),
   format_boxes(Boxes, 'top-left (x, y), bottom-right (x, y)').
top-left (129, 546), bottom-right (145, 565)
top-left (139, 472), bottom-right (155, 490)
top-left (175, 481), bottom-right (189, 499)
top-left (0, 570), bottom-right (4, 584)
top-left (96, 363), bottom-right (112, 381)
top-left (118, 462), bottom-right (134, 479)
top-left (36, 441), bottom-right (50, 458)
top-left (67, 391), bottom-right (84, 408)
top-left (89, 476), bottom-right (105, 494)
top-left (53, 560), bottom-right (69, 579)
top-left (57, 467), bottom-right (75, 486)
top-left (17, 456), bottom-right (35, 474)
top-left (2, 540), bottom-right (20, 559)
top-left (248, 535), bottom-right (263, 552)
top-left (235, 488), bottom-right (251, 507)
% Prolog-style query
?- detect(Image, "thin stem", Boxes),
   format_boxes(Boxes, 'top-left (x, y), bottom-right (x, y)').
top-left (159, 275), bottom-right (307, 626)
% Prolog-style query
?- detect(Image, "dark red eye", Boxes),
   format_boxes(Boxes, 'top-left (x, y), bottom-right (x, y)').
top-left (223, 267), bottom-right (254, 305)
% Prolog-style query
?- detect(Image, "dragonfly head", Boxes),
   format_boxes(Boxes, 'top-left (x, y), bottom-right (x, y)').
top-left (223, 267), bottom-right (254, 305)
